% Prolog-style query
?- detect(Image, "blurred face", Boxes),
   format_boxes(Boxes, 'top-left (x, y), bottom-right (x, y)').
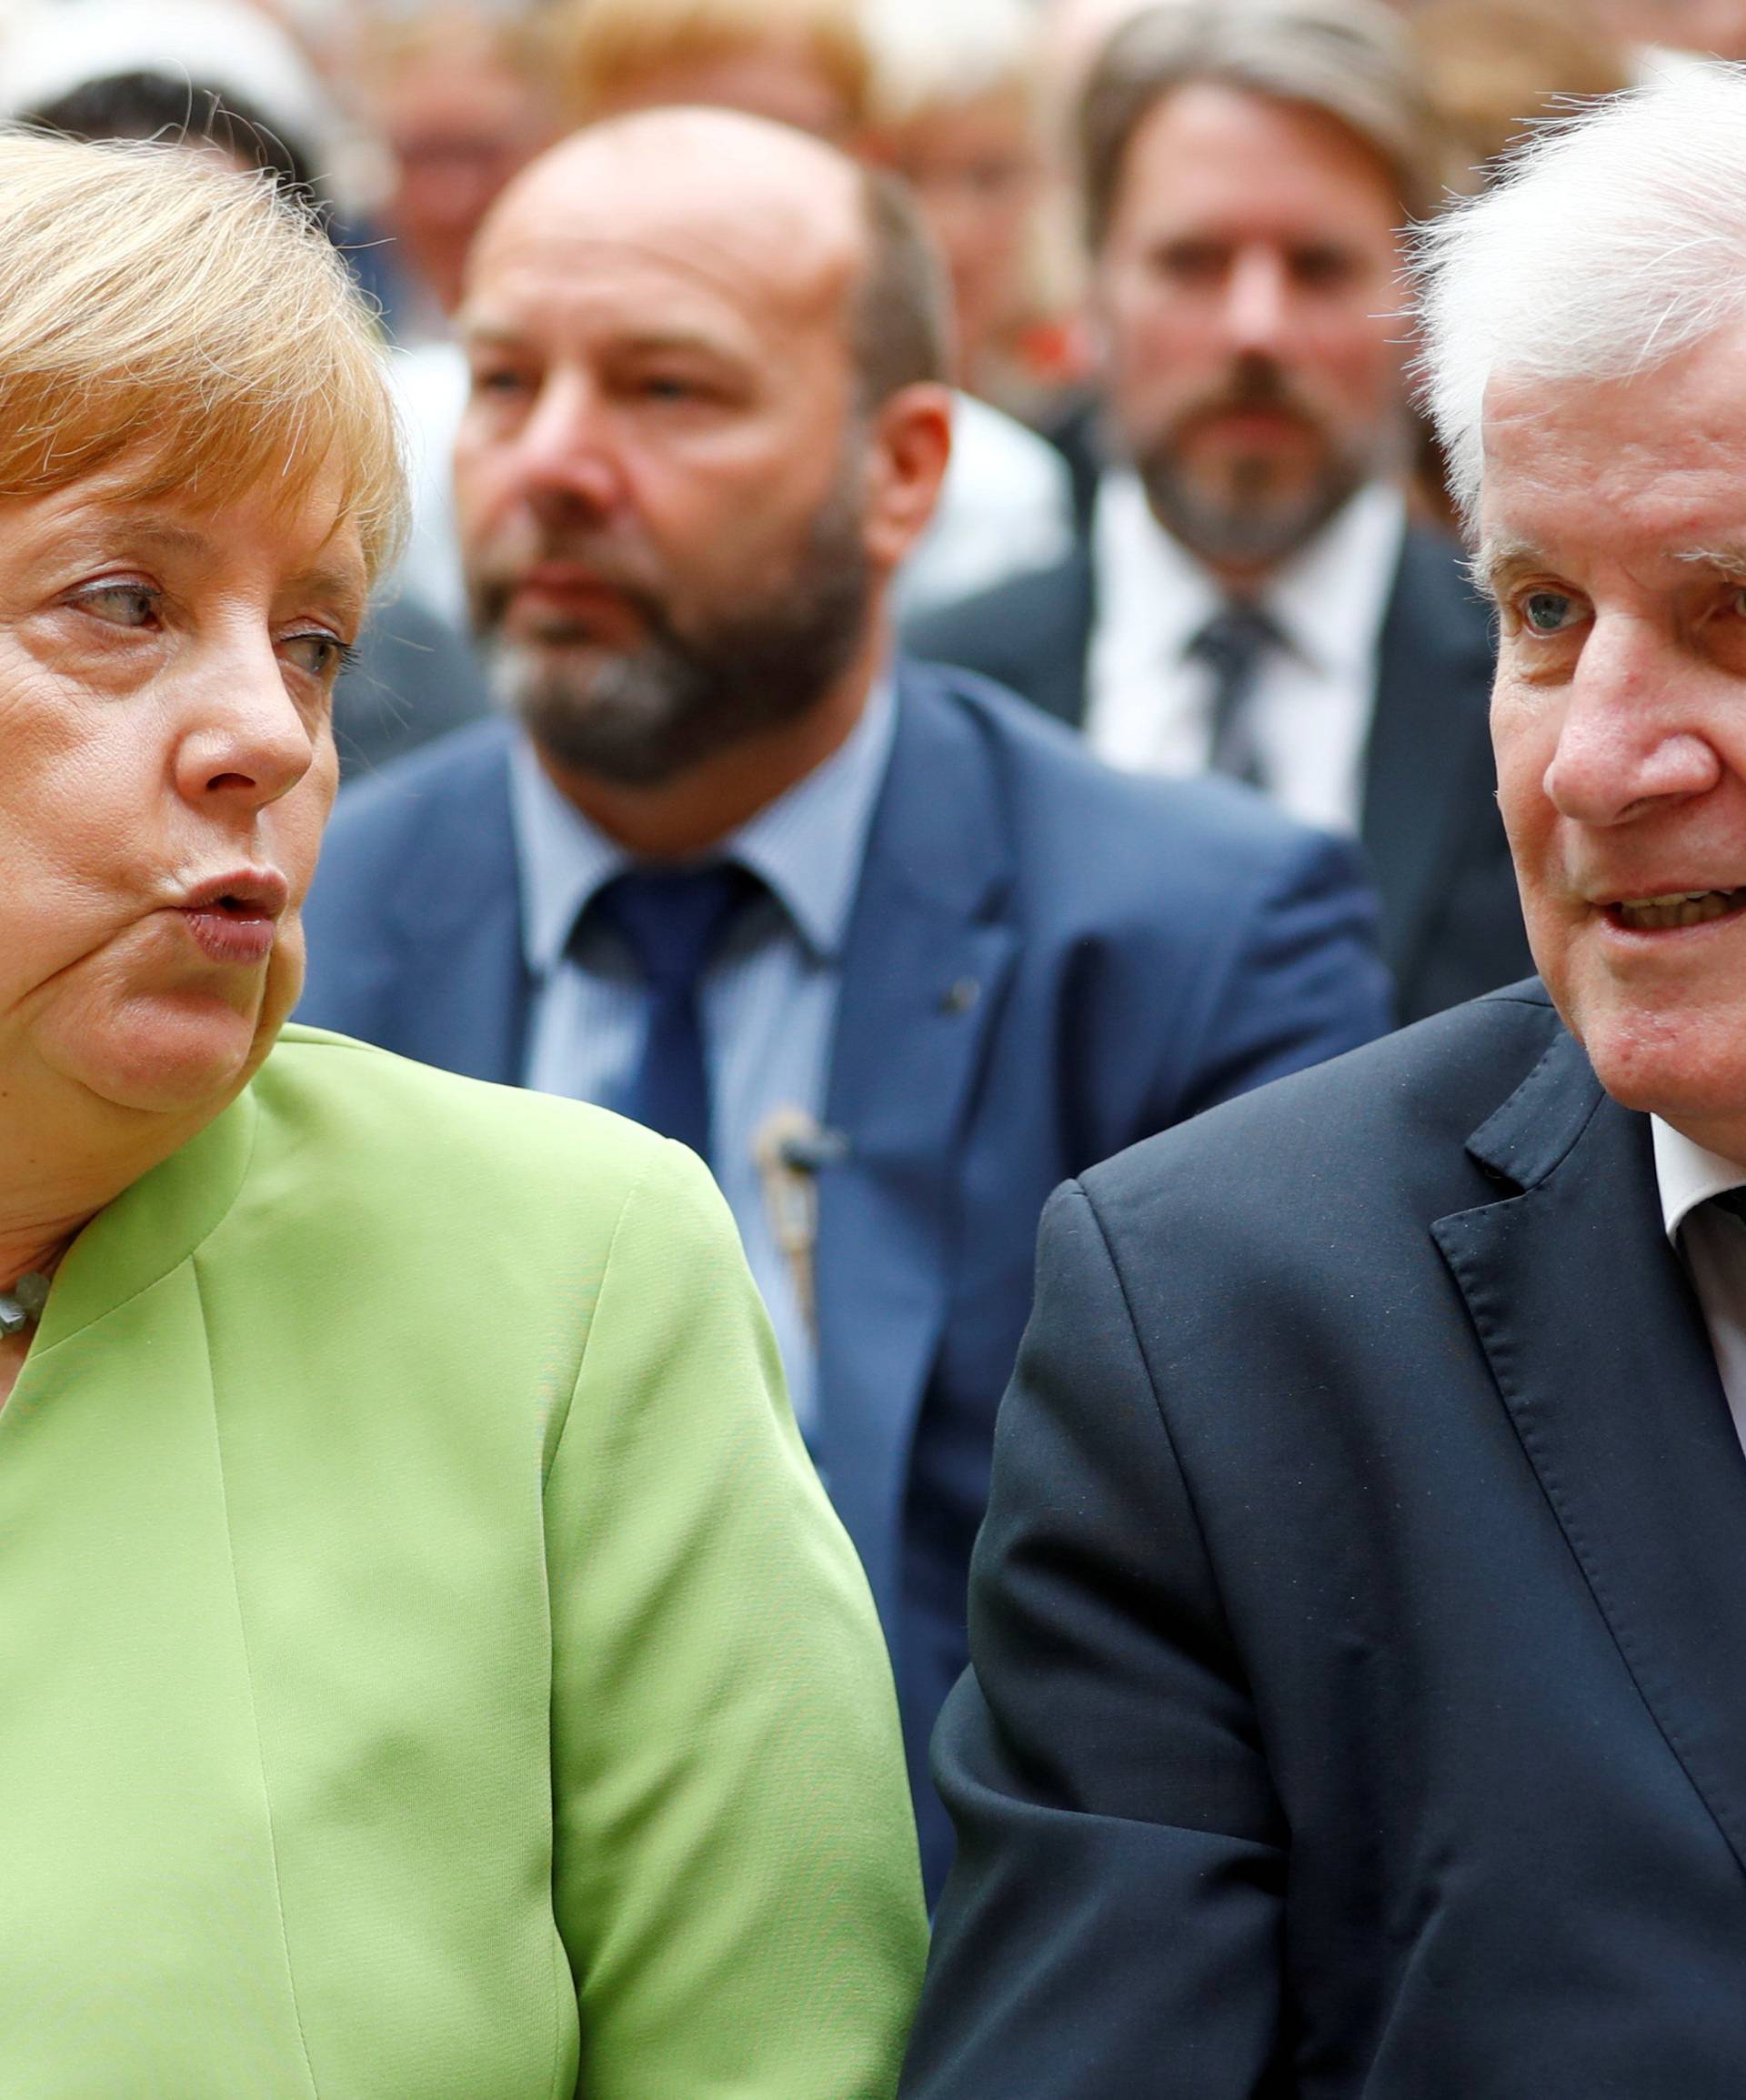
top-left (1094, 83), bottom-right (1409, 575)
top-left (455, 142), bottom-right (880, 786)
top-left (372, 45), bottom-right (556, 315)
top-left (589, 45), bottom-right (858, 142)
top-left (1593, 0), bottom-right (1746, 59)
top-left (0, 467), bottom-right (362, 1142)
top-left (874, 89), bottom-right (1039, 377)
top-left (1484, 327), bottom-right (1746, 1161)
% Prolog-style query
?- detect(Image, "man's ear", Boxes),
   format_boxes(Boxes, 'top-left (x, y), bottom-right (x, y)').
top-left (863, 381), bottom-right (955, 572)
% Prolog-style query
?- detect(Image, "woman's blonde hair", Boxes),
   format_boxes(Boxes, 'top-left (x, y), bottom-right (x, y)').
top-left (0, 131), bottom-right (405, 578)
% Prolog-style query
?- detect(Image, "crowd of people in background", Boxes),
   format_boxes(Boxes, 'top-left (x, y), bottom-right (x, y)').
top-left (0, 0), bottom-right (1719, 776)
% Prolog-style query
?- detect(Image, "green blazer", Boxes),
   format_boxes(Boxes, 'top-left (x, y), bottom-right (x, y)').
top-left (1, 1027), bottom-right (925, 2096)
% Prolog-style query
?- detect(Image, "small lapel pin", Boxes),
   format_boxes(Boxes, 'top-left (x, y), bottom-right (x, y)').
top-left (938, 978), bottom-right (981, 1016)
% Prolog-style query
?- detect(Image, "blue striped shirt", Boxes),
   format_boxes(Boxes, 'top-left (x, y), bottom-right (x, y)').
top-left (508, 681), bottom-right (897, 1438)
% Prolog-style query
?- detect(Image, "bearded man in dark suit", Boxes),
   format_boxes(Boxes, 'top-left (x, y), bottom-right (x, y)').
top-left (910, 0), bottom-right (1530, 1023)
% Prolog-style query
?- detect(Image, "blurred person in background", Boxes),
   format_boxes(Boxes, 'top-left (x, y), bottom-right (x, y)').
top-left (858, 0), bottom-right (1065, 422)
top-left (545, 0), bottom-right (1075, 618)
top-left (1405, 0), bottom-right (1631, 536)
top-left (332, 3), bottom-right (557, 736)
top-left (346, 0), bottom-right (559, 343)
top-left (3, 0), bottom-right (492, 777)
top-left (1591, 0), bottom-right (1746, 63)
top-left (296, 105), bottom-right (1393, 1902)
top-left (555, 0), bottom-right (872, 144)
top-left (914, 0), bottom-right (1534, 1023)
top-left (1411, 0), bottom-right (1632, 188)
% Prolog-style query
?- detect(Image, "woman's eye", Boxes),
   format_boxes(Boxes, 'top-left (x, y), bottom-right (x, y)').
top-left (1521, 589), bottom-right (1579, 635)
top-left (72, 582), bottom-right (161, 628)
top-left (281, 630), bottom-right (353, 680)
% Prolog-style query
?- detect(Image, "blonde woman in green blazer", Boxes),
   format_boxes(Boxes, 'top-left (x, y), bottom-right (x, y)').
top-left (0, 136), bottom-right (924, 2095)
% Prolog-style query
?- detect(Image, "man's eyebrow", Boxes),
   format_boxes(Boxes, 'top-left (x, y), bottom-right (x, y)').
top-left (1468, 536), bottom-right (1540, 598)
top-left (456, 317), bottom-right (530, 356)
top-left (459, 317), bottom-right (742, 362)
top-left (1675, 543), bottom-right (1746, 581)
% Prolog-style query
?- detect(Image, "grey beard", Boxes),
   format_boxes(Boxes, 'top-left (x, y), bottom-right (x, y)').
top-left (1138, 444), bottom-right (1366, 572)
top-left (481, 477), bottom-right (873, 788)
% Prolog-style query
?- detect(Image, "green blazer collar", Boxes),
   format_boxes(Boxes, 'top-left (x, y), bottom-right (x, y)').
top-left (32, 1084), bottom-right (257, 1355)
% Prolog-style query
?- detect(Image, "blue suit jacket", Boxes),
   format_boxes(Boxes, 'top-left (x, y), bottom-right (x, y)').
top-left (298, 658), bottom-right (1391, 1894)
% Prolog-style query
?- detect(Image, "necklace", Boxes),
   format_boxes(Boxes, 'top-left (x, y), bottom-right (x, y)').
top-left (0, 1273), bottom-right (51, 1339)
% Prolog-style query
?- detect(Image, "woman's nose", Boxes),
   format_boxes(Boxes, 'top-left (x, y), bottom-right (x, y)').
top-left (172, 642), bottom-right (318, 812)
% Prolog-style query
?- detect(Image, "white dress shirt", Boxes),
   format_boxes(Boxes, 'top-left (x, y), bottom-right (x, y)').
top-left (1083, 472), bottom-right (1407, 837)
top-left (1652, 1114), bottom-right (1746, 1460)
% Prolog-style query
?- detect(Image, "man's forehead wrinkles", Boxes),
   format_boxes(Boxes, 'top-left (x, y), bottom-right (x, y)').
top-left (475, 225), bottom-right (832, 326)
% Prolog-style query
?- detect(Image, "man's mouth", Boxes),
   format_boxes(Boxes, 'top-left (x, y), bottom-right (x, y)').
top-left (1610, 888), bottom-right (1746, 931)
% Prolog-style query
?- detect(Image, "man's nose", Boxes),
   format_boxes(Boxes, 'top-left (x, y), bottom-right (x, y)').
top-left (1219, 248), bottom-right (1292, 357)
top-left (508, 370), bottom-right (623, 517)
top-left (174, 637), bottom-right (318, 815)
top-left (1542, 614), bottom-right (1721, 825)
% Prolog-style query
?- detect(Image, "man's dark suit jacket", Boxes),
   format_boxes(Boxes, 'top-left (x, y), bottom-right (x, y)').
top-left (296, 658), bottom-right (1391, 1897)
top-left (906, 520), bottom-right (1532, 1023)
top-left (904, 981), bottom-right (1746, 2095)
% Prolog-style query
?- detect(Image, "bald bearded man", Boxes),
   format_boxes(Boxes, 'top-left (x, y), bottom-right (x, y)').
top-left (297, 108), bottom-right (1390, 1898)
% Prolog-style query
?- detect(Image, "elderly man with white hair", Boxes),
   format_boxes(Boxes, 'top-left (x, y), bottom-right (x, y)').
top-left (901, 66), bottom-right (1746, 2100)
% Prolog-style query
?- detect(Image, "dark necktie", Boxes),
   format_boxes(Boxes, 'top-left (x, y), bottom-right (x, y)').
top-left (582, 862), bottom-right (763, 1162)
top-left (1708, 1187), bottom-right (1746, 1229)
top-left (1186, 600), bottom-right (1282, 790)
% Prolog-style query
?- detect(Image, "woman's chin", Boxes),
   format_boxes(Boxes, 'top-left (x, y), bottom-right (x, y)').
top-left (40, 997), bottom-right (272, 1118)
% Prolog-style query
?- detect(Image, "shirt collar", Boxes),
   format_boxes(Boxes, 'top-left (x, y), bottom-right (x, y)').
top-left (1651, 1113), bottom-right (1746, 1241)
top-left (508, 673), bottom-right (898, 978)
top-left (1091, 469), bottom-right (1406, 677)
top-left (1267, 480), bottom-right (1406, 679)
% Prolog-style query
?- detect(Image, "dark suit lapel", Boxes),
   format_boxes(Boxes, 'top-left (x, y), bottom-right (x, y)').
top-left (815, 668), bottom-right (1019, 1642)
top-left (386, 739), bottom-right (531, 1086)
top-left (1360, 529), bottom-right (1498, 980)
top-left (1014, 549), bottom-right (1095, 731)
top-left (1434, 1028), bottom-right (1746, 1877)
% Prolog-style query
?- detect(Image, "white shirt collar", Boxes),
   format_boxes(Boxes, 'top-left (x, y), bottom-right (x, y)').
top-left (1269, 480), bottom-right (1406, 680)
top-left (1091, 470), bottom-right (1406, 673)
top-left (508, 675), bottom-right (898, 979)
top-left (1651, 1114), bottom-right (1746, 1241)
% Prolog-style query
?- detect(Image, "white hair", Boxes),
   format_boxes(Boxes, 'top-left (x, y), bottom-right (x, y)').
top-left (859, 0), bottom-right (1036, 124)
top-left (1417, 63), bottom-right (1746, 528)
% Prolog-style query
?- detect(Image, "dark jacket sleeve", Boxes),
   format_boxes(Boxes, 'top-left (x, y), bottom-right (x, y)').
top-left (900, 1181), bottom-right (1289, 2100)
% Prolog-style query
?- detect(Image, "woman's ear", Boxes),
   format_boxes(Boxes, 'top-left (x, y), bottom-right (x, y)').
top-left (861, 382), bottom-right (955, 573)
